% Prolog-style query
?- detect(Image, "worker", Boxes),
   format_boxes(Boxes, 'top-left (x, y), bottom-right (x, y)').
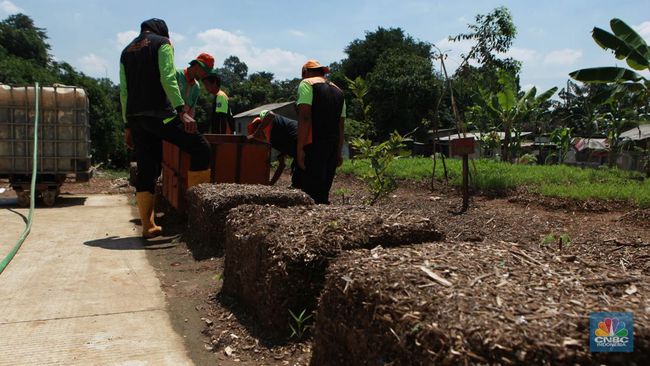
top-left (247, 110), bottom-right (299, 186)
top-left (206, 89), bottom-right (234, 134)
top-left (120, 18), bottom-right (211, 238)
top-left (201, 72), bottom-right (222, 98)
top-left (296, 60), bottom-right (346, 204)
top-left (176, 53), bottom-right (216, 118)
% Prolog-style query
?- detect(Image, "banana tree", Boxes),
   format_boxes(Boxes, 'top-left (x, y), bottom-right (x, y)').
top-left (570, 18), bottom-right (649, 166)
top-left (480, 69), bottom-right (557, 162)
top-left (570, 18), bottom-right (649, 87)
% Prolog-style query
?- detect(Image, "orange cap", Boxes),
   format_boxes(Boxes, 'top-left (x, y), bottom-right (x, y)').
top-left (302, 59), bottom-right (330, 74)
top-left (191, 53), bottom-right (215, 71)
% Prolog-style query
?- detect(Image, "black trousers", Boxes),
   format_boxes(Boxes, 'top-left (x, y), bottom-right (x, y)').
top-left (297, 142), bottom-right (338, 204)
top-left (130, 115), bottom-right (211, 193)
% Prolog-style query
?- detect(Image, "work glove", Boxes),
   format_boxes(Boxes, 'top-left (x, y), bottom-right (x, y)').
top-left (124, 128), bottom-right (134, 149)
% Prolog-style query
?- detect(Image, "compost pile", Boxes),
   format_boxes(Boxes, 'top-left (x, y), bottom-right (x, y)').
top-left (185, 183), bottom-right (314, 258)
top-left (312, 241), bottom-right (649, 366)
top-left (222, 204), bottom-right (444, 337)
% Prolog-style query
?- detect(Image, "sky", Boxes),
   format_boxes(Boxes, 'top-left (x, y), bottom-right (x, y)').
top-left (2, 0), bottom-right (650, 92)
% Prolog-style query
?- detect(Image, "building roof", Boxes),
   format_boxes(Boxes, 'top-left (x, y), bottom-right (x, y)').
top-left (436, 131), bottom-right (532, 141)
top-left (233, 101), bottom-right (295, 118)
top-left (573, 138), bottom-right (608, 151)
top-left (619, 124), bottom-right (650, 141)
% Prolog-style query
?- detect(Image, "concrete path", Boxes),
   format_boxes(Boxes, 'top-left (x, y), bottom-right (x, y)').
top-left (0, 195), bottom-right (193, 366)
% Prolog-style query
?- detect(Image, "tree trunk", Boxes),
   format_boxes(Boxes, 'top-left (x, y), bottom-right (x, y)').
top-left (502, 126), bottom-right (511, 163)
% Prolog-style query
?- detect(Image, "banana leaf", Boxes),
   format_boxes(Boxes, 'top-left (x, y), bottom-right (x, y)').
top-left (609, 18), bottom-right (650, 70)
top-left (569, 67), bottom-right (645, 83)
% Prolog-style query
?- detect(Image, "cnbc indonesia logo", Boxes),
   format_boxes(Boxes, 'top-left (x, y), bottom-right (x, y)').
top-left (590, 312), bottom-right (634, 352)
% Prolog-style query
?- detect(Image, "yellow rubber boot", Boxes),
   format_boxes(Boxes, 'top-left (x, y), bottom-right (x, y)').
top-left (187, 169), bottom-right (211, 189)
top-left (136, 192), bottom-right (162, 238)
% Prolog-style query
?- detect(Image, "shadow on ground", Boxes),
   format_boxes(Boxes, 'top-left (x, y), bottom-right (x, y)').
top-left (84, 235), bottom-right (179, 250)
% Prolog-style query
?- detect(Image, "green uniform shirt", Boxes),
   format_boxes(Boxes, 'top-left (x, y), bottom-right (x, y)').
top-left (215, 90), bottom-right (230, 114)
top-left (176, 69), bottom-right (200, 115)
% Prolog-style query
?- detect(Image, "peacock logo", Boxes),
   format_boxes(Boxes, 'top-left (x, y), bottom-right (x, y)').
top-left (594, 318), bottom-right (628, 337)
top-left (590, 312), bottom-right (634, 352)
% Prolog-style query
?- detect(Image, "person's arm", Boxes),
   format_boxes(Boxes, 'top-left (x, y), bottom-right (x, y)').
top-left (119, 62), bottom-right (134, 149)
top-left (157, 44), bottom-right (184, 108)
top-left (296, 81), bottom-right (313, 170)
top-left (297, 105), bottom-right (312, 170)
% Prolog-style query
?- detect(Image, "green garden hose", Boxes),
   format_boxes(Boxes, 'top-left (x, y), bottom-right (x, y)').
top-left (0, 82), bottom-right (39, 275)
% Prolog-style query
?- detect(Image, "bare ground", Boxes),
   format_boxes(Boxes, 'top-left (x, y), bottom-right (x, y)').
top-left (10, 171), bottom-right (646, 365)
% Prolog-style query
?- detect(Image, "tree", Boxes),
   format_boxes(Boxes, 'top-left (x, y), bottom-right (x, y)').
top-left (0, 13), bottom-right (51, 66)
top-left (448, 7), bottom-right (521, 130)
top-left (367, 49), bottom-right (438, 139)
top-left (342, 27), bottom-right (431, 79)
top-left (450, 6), bottom-right (518, 70)
top-left (480, 69), bottom-right (557, 162)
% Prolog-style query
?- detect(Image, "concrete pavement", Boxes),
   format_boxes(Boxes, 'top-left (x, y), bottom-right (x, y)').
top-left (0, 195), bottom-right (193, 365)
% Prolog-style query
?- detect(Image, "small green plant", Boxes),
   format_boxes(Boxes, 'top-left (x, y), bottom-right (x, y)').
top-left (541, 234), bottom-right (556, 246)
top-left (288, 309), bottom-right (312, 340)
top-left (350, 132), bottom-right (410, 205)
top-left (540, 233), bottom-right (572, 250)
top-left (333, 188), bottom-right (352, 204)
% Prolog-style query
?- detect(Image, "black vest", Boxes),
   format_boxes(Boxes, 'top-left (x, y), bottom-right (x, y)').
top-left (310, 79), bottom-right (344, 143)
top-left (120, 32), bottom-right (174, 118)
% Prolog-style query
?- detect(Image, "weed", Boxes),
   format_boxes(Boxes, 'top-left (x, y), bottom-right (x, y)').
top-left (288, 309), bottom-right (312, 340)
top-left (332, 188), bottom-right (352, 204)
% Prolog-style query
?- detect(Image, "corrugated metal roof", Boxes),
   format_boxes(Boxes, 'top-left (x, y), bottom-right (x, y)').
top-left (436, 131), bottom-right (532, 141)
top-left (233, 101), bottom-right (295, 118)
top-left (620, 124), bottom-right (650, 141)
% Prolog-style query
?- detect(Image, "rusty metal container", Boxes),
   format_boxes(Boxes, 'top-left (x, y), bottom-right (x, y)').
top-left (161, 134), bottom-right (271, 209)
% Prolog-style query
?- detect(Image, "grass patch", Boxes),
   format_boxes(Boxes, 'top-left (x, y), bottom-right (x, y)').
top-left (340, 157), bottom-right (650, 208)
top-left (96, 168), bottom-right (128, 180)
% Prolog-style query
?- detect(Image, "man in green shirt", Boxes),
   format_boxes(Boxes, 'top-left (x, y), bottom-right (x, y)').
top-left (120, 18), bottom-right (211, 238)
top-left (176, 53), bottom-right (214, 117)
top-left (295, 59), bottom-right (346, 204)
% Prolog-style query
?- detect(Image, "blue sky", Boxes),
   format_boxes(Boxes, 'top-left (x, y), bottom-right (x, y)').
top-left (2, 0), bottom-right (649, 92)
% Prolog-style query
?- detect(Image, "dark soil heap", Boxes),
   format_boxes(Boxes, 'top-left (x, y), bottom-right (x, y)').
top-left (185, 183), bottom-right (314, 259)
top-left (222, 204), bottom-right (444, 339)
top-left (311, 241), bottom-right (649, 366)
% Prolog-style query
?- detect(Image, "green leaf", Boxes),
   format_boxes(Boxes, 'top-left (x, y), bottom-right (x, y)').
top-left (592, 27), bottom-right (632, 61)
top-left (610, 19), bottom-right (650, 65)
top-left (569, 67), bottom-right (645, 83)
top-left (535, 87), bottom-right (558, 104)
top-left (497, 70), bottom-right (516, 110)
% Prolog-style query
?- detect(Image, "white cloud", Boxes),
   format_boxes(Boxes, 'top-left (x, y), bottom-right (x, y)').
top-left (170, 32), bottom-right (185, 43)
top-left (115, 30), bottom-right (138, 50)
top-left (505, 47), bottom-right (538, 63)
top-left (288, 30), bottom-right (306, 38)
top-left (183, 28), bottom-right (307, 80)
top-left (543, 48), bottom-right (583, 66)
top-left (634, 21), bottom-right (650, 42)
top-left (0, 0), bottom-right (22, 14)
top-left (78, 53), bottom-right (110, 77)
